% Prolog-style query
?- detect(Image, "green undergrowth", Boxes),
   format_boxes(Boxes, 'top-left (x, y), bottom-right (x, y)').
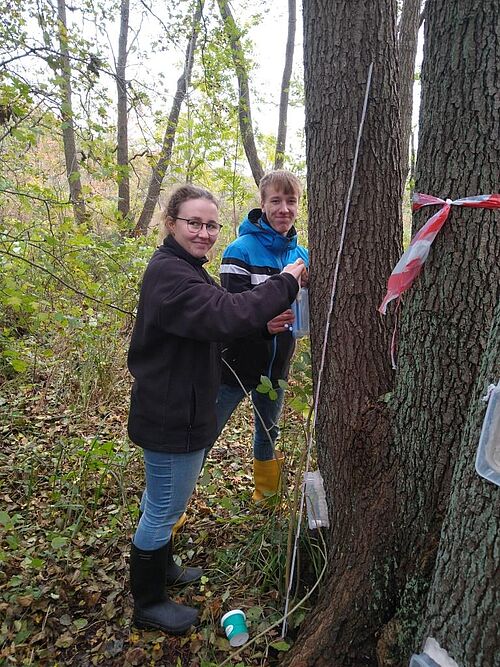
top-left (0, 215), bottom-right (322, 665)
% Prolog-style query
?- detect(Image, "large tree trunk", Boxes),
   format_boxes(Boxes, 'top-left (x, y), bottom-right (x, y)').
top-left (116, 0), bottom-right (130, 222)
top-left (285, 1), bottom-right (402, 664)
top-left (216, 0), bottom-right (264, 186)
top-left (56, 0), bottom-right (86, 225)
top-left (397, 0), bottom-right (422, 189)
top-left (385, 0), bottom-right (500, 662)
top-left (134, 1), bottom-right (203, 236)
top-left (274, 0), bottom-right (296, 169)
top-left (418, 302), bottom-right (499, 666)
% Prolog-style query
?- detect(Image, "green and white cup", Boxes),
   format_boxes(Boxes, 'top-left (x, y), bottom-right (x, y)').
top-left (221, 609), bottom-right (249, 647)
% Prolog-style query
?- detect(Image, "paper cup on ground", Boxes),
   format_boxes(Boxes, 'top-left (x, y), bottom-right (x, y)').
top-left (221, 609), bottom-right (249, 647)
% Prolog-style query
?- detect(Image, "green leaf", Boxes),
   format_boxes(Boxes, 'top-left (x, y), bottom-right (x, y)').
top-left (269, 389), bottom-right (278, 400)
top-left (10, 358), bottom-right (28, 372)
top-left (6, 295), bottom-right (22, 309)
top-left (288, 608), bottom-right (306, 629)
top-left (51, 536), bottom-right (68, 549)
top-left (6, 534), bottom-right (19, 549)
top-left (14, 628), bottom-right (31, 643)
top-left (198, 468), bottom-right (211, 486)
top-left (270, 640), bottom-right (291, 652)
top-left (245, 605), bottom-right (263, 622)
top-left (218, 496), bottom-right (234, 510)
top-left (73, 618), bottom-right (88, 630)
top-left (259, 375), bottom-right (273, 389)
top-left (278, 379), bottom-right (289, 390)
top-left (290, 397), bottom-right (308, 413)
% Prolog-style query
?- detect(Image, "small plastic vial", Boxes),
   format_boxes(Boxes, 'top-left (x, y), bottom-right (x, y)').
top-left (292, 287), bottom-right (310, 339)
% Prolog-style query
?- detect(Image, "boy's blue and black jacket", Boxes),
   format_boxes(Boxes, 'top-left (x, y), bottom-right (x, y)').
top-left (220, 208), bottom-right (309, 388)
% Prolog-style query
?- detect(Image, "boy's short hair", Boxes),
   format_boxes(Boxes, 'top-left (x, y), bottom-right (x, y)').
top-left (259, 170), bottom-right (303, 200)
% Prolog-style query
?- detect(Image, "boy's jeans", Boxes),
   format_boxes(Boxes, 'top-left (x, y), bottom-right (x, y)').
top-left (214, 384), bottom-right (285, 461)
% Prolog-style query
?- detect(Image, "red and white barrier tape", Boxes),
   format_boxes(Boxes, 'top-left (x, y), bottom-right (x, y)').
top-left (379, 192), bottom-right (500, 315)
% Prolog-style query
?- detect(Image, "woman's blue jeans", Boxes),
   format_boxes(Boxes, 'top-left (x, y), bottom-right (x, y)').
top-left (214, 384), bottom-right (285, 460)
top-left (133, 448), bottom-right (205, 551)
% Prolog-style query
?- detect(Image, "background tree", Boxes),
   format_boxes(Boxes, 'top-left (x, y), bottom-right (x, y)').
top-left (134, 0), bottom-right (204, 236)
top-left (285, 0), bottom-right (402, 664)
top-left (55, 0), bottom-right (87, 224)
top-left (216, 0), bottom-right (264, 185)
top-left (274, 0), bottom-right (296, 169)
top-left (116, 0), bottom-right (130, 222)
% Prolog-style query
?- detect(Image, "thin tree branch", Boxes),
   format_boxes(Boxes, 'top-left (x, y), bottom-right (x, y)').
top-left (0, 188), bottom-right (72, 206)
top-left (0, 249), bottom-right (135, 317)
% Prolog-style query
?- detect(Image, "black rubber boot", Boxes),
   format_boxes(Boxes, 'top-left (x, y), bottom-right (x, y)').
top-left (130, 543), bottom-right (198, 634)
top-left (166, 539), bottom-right (203, 586)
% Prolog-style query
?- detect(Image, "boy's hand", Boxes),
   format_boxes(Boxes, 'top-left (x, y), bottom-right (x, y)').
top-left (267, 309), bottom-right (295, 334)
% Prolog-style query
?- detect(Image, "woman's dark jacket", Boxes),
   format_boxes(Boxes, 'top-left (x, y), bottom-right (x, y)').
top-left (127, 235), bottom-right (299, 453)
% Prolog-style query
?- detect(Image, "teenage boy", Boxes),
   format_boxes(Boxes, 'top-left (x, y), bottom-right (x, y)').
top-left (215, 170), bottom-right (308, 501)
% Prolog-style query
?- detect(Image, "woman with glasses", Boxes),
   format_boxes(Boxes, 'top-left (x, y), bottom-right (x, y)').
top-left (127, 184), bottom-right (305, 635)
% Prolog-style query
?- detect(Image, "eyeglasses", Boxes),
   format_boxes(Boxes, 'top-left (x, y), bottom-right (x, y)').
top-left (176, 217), bottom-right (223, 236)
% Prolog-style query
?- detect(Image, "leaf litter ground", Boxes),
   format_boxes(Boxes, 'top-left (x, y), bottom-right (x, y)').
top-left (0, 378), bottom-right (317, 666)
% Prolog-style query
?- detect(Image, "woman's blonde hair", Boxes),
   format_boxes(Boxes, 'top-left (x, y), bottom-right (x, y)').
top-left (162, 185), bottom-right (219, 234)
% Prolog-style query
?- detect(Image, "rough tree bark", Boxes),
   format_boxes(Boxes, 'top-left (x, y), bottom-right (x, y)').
top-left (397, 0), bottom-right (422, 189)
top-left (134, 1), bottom-right (203, 236)
top-left (383, 0), bottom-right (500, 662)
top-left (55, 0), bottom-right (86, 224)
top-left (274, 0), bottom-right (296, 169)
top-left (116, 0), bottom-right (130, 221)
top-left (284, 1), bottom-right (402, 664)
top-left (216, 0), bottom-right (264, 186)
top-left (417, 302), bottom-right (499, 666)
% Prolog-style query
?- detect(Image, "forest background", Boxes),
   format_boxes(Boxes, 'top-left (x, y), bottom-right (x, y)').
top-left (2, 1), bottom-right (331, 664)
top-left (1, 1), bottom-right (498, 667)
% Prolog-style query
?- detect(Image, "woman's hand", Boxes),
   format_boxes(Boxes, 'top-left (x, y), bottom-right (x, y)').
top-left (282, 258), bottom-right (306, 284)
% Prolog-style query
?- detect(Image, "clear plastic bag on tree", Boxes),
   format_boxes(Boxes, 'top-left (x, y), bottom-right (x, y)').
top-left (304, 470), bottom-right (329, 529)
top-left (475, 380), bottom-right (500, 487)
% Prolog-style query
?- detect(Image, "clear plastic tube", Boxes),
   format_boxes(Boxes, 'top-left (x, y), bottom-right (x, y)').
top-left (292, 287), bottom-right (310, 339)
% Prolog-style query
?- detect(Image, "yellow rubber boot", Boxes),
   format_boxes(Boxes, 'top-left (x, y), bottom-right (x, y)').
top-left (252, 451), bottom-right (284, 503)
top-left (172, 512), bottom-right (188, 536)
